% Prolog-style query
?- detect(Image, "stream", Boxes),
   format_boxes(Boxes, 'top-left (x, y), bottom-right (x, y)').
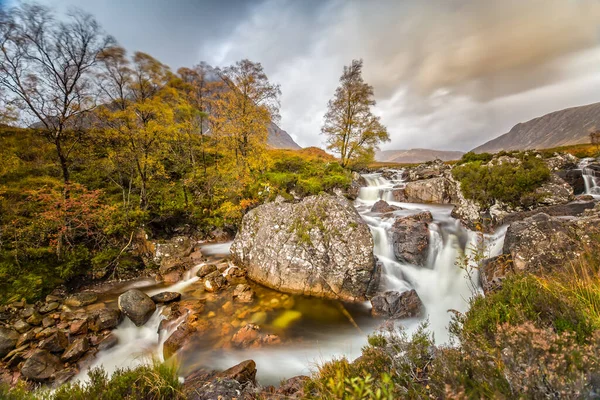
top-left (76, 170), bottom-right (507, 385)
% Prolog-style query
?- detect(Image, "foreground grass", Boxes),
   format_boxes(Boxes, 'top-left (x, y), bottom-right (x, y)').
top-left (0, 362), bottom-right (183, 400)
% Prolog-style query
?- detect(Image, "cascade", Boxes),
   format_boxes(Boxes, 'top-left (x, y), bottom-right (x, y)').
top-left (580, 158), bottom-right (600, 197)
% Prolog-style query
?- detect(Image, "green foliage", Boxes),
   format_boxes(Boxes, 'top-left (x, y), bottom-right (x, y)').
top-left (0, 362), bottom-right (183, 400)
top-left (452, 153), bottom-right (551, 208)
top-left (457, 151), bottom-right (493, 165)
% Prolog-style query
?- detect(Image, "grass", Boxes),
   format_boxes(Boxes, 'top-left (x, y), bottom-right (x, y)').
top-left (539, 142), bottom-right (600, 158)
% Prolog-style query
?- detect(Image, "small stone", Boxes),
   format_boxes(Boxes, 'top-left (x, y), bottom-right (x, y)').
top-left (61, 337), bottom-right (89, 363)
top-left (150, 292), bottom-right (181, 304)
top-left (0, 327), bottom-right (19, 358)
top-left (39, 331), bottom-right (68, 353)
top-left (233, 284), bottom-right (254, 303)
top-left (89, 308), bottom-right (122, 332)
top-left (196, 264), bottom-right (217, 278)
top-left (207, 311), bottom-right (216, 318)
top-left (39, 302), bottom-right (59, 314)
top-left (64, 293), bottom-right (98, 308)
top-left (272, 310), bottom-right (302, 329)
top-left (13, 319), bottom-right (31, 334)
top-left (69, 319), bottom-right (88, 336)
top-left (21, 349), bottom-right (62, 381)
top-left (42, 317), bottom-right (55, 328)
top-left (97, 333), bottom-right (119, 351)
top-left (26, 312), bottom-right (43, 326)
top-left (45, 295), bottom-right (62, 303)
top-left (221, 301), bottom-right (234, 315)
top-left (16, 330), bottom-right (37, 347)
top-left (216, 359), bottom-right (256, 384)
top-left (249, 311), bottom-right (267, 325)
top-left (21, 307), bottom-right (36, 319)
top-left (231, 324), bottom-right (259, 348)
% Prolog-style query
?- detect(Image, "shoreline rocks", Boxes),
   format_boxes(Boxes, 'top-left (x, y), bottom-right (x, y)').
top-left (391, 211), bottom-right (433, 266)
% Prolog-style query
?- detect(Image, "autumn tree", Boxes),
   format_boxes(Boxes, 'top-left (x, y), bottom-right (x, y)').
top-left (322, 59), bottom-right (389, 168)
top-left (0, 3), bottom-right (113, 185)
top-left (210, 59), bottom-right (281, 172)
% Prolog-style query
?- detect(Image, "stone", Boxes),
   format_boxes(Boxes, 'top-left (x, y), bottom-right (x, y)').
top-left (162, 271), bottom-right (182, 284)
top-left (163, 322), bottom-right (196, 359)
top-left (53, 368), bottom-right (77, 387)
top-left (39, 331), bottom-right (68, 353)
top-left (13, 319), bottom-right (31, 334)
top-left (277, 375), bottom-right (309, 398)
top-left (39, 302), bottom-right (59, 314)
top-left (4, 344), bottom-right (28, 367)
top-left (404, 177), bottom-right (457, 204)
top-left (69, 319), bottom-right (88, 336)
top-left (0, 327), bottom-right (19, 358)
top-left (97, 332), bottom-right (119, 351)
top-left (196, 264), bottom-right (217, 278)
top-left (391, 211), bottom-right (433, 266)
top-left (535, 174), bottom-right (574, 206)
top-left (21, 349), bottom-right (62, 381)
top-left (233, 284), bottom-right (254, 303)
top-left (118, 289), bottom-right (156, 326)
top-left (556, 169), bottom-right (585, 195)
top-left (496, 200), bottom-right (596, 227)
top-left (21, 306), bottom-right (35, 318)
top-left (26, 312), bottom-right (43, 326)
top-left (390, 188), bottom-right (408, 202)
top-left (61, 337), bottom-right (89, 363)
top-left (232, 324), bottom-right (260, 348)
top-left (89, 308), bottom-right (122, 332)
top-left (272, 310), bottom-right (302, 329)
top-left (150, 292), bottom-right (181, 304)
top-left (405, 159), bottom-right (450, 181)
top-left (16, 330), bottom-right (37, 347)
top-left (216, 359), bottom-right (256, 385)
top-left (231, 194), bottom-right (379, 302)
top-left (370, 290), bottom-right (423, 319)
top-left (203, 272), bottom-right (227, 293)
top-left (370, 200), bottom-right (402, 214)
top-left (64, 293), bottom-right (98, 308)
top-left (185, 378), bottom-right (247, 400)
top-left (153, 236), bottom-right (194, 266)
top-left (480, 255), bottom-right (514, 294)
top-left (42, 316), bottom-right (55, 328)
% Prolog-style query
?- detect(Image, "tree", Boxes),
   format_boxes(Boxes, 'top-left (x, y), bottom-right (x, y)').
top-left (210, 59), bottom-right (281, 172)
top-left (0, 3), bottom-right (113, 185)
top-left (322, 59), bottom-right (389, 168)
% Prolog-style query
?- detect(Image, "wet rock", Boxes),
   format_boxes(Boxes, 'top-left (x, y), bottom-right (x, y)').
top-left (370, 290), bottom-right (423, 319)
top-left (61, 337), bottom-right (89, 363)
top-left (232, 324), bottom-right (260, 348)
top-left (89, 308), bottom-right (122, 332)
top-left (0, 327), bottom-right (19, 358)
top-left (480, 255), bottom-right (514, 294)
top-left (216, 359), bottom-right (256, 384)
top-left (496, 200), bottom-right (596, 226)
top-left (21, 349), bottom-right (62, 381)
top-left (13, 319), bottom-right (31, 334)
top-left (233, 284), bottom-right (254, 303)
top-left (196, 264), bottom-right (217, 279)
top-left (347, 172), bottom-right (368, 200)
top-left (231, 194), bottom-right (379, 302)
top-left (163, 322), bottom-right (196, 359)
top-left (556, 169), bottom-right (585, 195)
top-left (162, 271), bottom-right (182, 283)
top-left (97, 332), bottom-right (119, 351)
top-left (404, 177), bottom-right (457, 204)
top-left (64, 293), bottom-right (98, 308)
top-left (204, 271), bottom-right (227, 293)
top-left (26, 312), bottom-right (43, 326)
top-left (391, 211), bottom-right (432, 266)
top-left (277, 375), bottom-right (309, 398)
top-left (272, 310), bottom-right (302, 329)
top-left (69, 319), bottom-right (88, 336)
top-left (35, 327), bottom-right (57, 340)
top-left (150, 291), bottom-right (181, 304)
top-left (4, 344), bottom-right (28, 367)
top-left (39, 302), bottom-right (59, 314)
top-left (390, 188), bottom-right (408, 202)
top-left (39, 331), bottom-right (68, 353)
top-left (53, 368), bottom-right (77, 387)
top-left (42, 316), bottom-right (55, 328)
top-left (118, 289), bottom-right (156, 326)
top-left (370, 200), bottom-right (402, 213)
top-left (16, 330), bottom-right (36, 347)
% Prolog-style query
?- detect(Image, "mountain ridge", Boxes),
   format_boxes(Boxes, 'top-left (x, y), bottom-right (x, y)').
top-left (375, 148), bottom-right (464, 163)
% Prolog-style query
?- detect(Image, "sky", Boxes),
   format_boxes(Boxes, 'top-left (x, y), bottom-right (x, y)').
top-left (8, 0), bottom-right (600, 151)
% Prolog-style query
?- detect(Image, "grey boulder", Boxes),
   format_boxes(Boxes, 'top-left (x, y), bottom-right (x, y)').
top-left (118, 289), bottom-right (156, 326)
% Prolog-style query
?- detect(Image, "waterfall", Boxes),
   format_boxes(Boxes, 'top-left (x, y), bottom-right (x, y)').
top-left (580, 158), bottom-right (600, 197)
top-left (357, 171), bottom-right (505, 342)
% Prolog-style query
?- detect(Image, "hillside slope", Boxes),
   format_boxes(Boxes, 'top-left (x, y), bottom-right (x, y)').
top-left (473, 102), bottom-right (600, 153)
top-left (376, 148), bottom-right (464, 163)
top-left (267, 122), bottom-right (301, 149)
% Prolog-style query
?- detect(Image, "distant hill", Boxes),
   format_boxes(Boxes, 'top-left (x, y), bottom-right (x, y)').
top-left (267, 122), bottom-right (301, 150)
top-left (375, 148), bottom-right (464, 164)
top-left (473, 102), bottom-right (600, 153)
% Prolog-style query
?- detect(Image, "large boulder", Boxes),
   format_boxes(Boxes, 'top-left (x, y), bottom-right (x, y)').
top-left (370, 200), bottom-right (402, 214)
top-left (391, 212), bottom-right (433, 266)
top-left (534, 174), bottom-right (574, 206)
top-left (0, 327), bottom-right (19, 358)
top-left (404, 177), bottom-right (457, 204)
top-left (556, 169), bottom-right (585, 195)
top-left (404, 159), bottom-right (450, 181)
top-left (231, 194), bottom-right (379, 302)
top-left (118, 289), bottom-right (156, 326)
top-left (347, 172), bottom-right (368, 200)
top-left (21, 349), bottom-right (62, 381)
top-left (371, 290), bottom-right (423, 319)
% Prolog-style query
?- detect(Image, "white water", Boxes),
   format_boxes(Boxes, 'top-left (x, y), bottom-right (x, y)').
top-left (84, 171), bottom-right (506, 384)
top-left (580, 158), bottom-right (600, 198)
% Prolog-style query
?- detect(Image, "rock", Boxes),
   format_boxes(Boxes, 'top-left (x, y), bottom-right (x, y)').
top-left (272, 310), bottom-right (302, 329)
top-left (21, 349), bottom-right (62, 381)
top-left (64, 293), bottom-right (98, 308)
top-left (185, 378), bottom-right (247, 400)
top-left (390, 188), bottom-right (408, 202)
top-left (39, 302), bottom-right (59, 314)
top-left (370, 200), bottom-right (402, 213)
top-left (370, 290), bottom-right (423, 319)
top-left (347, 172), bottom-right (368, 200)
top-left (231, 194), bottom-right (379, 302)
top-left (39, 331), bottom-right (68, 353)
top-left (535, 174), bottom-right (574, 206)
top-left (97, 332), bottom-right (119, 351)
top-left (163, 322), bottom-right (196, 359)
top-left (150, 292), bottom-right (181, 304)
top-left (233, 284), bottom-right (254, 303)
top-left (61, 337), bottom-right (89, 363)
top-left (53, 368), bottom-right (77, 387)
top-left (0, 327), bottom-right (19, 358)
top-left (556, 169), bottom-right (585, 194)
top-left (277, 375), bottom-right (309, 398)
top-left (153, 236), bottom-right (194, 266)
top-left (196, 264), bottom-right (217, 278)
top-left (232, 324), bottom-right (260, 348)
top-left (26, 312), bottom-right (43, 326)
top-left (162, 270), bottom-right (182, 283)
top-left (69, 319), bottom-right (88, 336)
top-left (496, 200), bottom-right (596, 226)
top-left (544, 153), bottom-right (579, 171)
top-left (391, 212), bottom-right (432, 266)
top-left (405, 159), bottom-right (450, 181)
top-left (404, 177), bottom-right (457, 204)
top-left (480, 255), bottom-right (514, 293)
top-left (13, 319), bottom-right (31, 334)
top-left (42, 316), bottom-right (55, 328)
top-left (118, 289), bottom-right (156, 326)
top-left (89, 308), bottom-right (122, 332)
top-left (216, 359), bottom-right (256, 384)
top-left (204, 271), bottom-right (228, 293)
top-left (4, 344), bottom-right (29, 368)
top-left (16, 330), bottom-right (36, 347)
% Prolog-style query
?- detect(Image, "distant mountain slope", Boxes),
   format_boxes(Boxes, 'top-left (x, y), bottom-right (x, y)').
top-left (375, 148), bottom-right (464, 164)
top-left (267, 122), bottom-right (301, 150)
top-left (473, 102), bottom-right (600, 153)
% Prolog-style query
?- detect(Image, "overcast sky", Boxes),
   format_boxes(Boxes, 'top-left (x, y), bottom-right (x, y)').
top-left (8, 0), bottom-right (600, 151)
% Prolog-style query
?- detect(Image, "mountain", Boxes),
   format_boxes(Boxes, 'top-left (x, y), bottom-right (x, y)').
top-left (267, 122), bottom-right (301, 150)
top-left (375, 148), bottom-right (464, 164)
top-left (473, 102), bottom-right (600, 153)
